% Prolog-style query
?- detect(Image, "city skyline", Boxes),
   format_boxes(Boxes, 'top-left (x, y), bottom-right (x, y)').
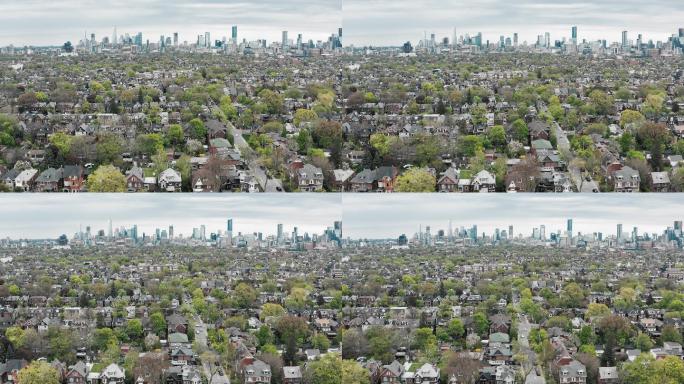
top-left (341, 194), bottom-right (684, 239)
top-left (0, 194), bottom-right (341, 239)
top-left (1, 194), bottom-right (684, 240)
top-left (1, 1), bottom-right (683, 47)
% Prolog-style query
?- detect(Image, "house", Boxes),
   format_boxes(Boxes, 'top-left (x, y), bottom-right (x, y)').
top-left (0, 168), bottom-right (20, 190)
top-left (126, 166), bottom-right (145, 192)
top-left (379, 360), bottom-right (404, 383)
top-left (650, 171), bottom-right (670, 192)
top-left (598, 367), bottom-right (618, 384)
top-left (35, 167), bottom-right (64, 191)
top-left (350, 168), bottom-right (376, 192)
top-left (243, 359), bottom-right (271, 384)
top-left (403, 363), bottom-right (440, 384)
top-left (612, 166), bottom-right (640, 192)
top-left (158, 168), bottom-right (182, 192)
top-left (376, 166), bottom-right (399, 192)
top-left (437, 167), bottom-right (459, 192)
top-left (66, 361), bottom-right (88, 384)
top-left (331, 169), bottom-right (355, 191)
top-left (170, 347), bottom-right (195, 365)
top-left (0, 359), bottom-right (28, 383)
top-left (282, 366), bottom-right (302, 384)
top-left (97, 363), bottom-right (126, 384)
top-left (471, 170), bottom-right (496, 192)
top-left (296, 164), bottom-right (324, 192)
top-left (558, 360), bottom-right (586, 384)
top-left (63, 165), bottom-right (85, 192)
top-left (13, 168), bottom-right (38, 191)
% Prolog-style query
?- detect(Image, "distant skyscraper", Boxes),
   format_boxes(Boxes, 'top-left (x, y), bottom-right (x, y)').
top-left (544, 32), bottom-right (550, 48)
top-left (169, 225), bottom-right (174, 239)
top-left (617, 223), bottom-right (623, 242)
top-left (567, 219), bottom-right (573, 236)
top-left (277, 223), bottom-right (283, 243)
top-left (338, 27), bottom-right (343, 47)
top-left (513, 33), bottom-right (518, 47)
top-left (232, 26), bottom-right (238, 41)
top-left (622, 31), bottom-right (629, 48)
top-left (282, 31), bottom-right (288, 49)
top-left (113, 27), bottom-right (117, 45)
top-left (205, 32), bottom-right (211, 48)
top-left (540, 225), bottom-right (546, 240)
top-left (571, 26), bottom-right (577, 42)
top-left (509, 225), bottom-right (514, 239)
top-left (173, 32), bottom-right (178, 46)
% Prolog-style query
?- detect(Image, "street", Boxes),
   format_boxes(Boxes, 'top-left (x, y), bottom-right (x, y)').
top-left (194, 315), bottom-right (230, 384)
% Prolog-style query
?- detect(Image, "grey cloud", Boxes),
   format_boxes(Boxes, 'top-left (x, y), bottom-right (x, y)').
top-left (0, 0), bottom-right (341, 46)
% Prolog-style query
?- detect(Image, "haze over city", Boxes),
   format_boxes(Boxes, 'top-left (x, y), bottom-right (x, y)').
top-left (1, 0), bottom-right (683, 46)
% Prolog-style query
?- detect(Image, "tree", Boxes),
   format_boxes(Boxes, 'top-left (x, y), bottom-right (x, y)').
top-left (167, 124), bottom-right (185, 147)
top-left (17, 361), bottom-right (60, 384)
top-left (341, 329), bottom-right (369, 360)
top-left (303, 353), bottom-right (342, 384)
top-left (312, 333), bottom-right (331, 350)
top-left (234, 282), bottom-right (257, 308)
top-left (312, 120), bottom-right (343, 150)
top-left (275, 316), bottom-right (309, 365)
top-left (585, 303), bottom-right (611, 319)
top-left (342, 359), bottom-right (370, 384)
top-left (95, 132), bottom-right (123, 165)
top-left (472, 312), bottom-right (489, 336)
top-left (150, 312), bottom-right (167, 337)
top-left (260, 303), bottom-right (286, 320)
top-left (293, 109), bottom-right (318, 127)
top-left (487, 125), bottom-right (507, 149)
top-left (62, 41), bottom-right (73, 53)
top-left (620, 110), bottom-right (646, 128)
top-left (49, 132), bottom-right (73, 158)
top-left (126, 319), bottom-right (144, 342)
top-left (87, 165), bottom-right (126, 192)
top-left (622, 354), bottom-right (684, 384)
top-left (136, 133), bottom-right (164, 157)
top-left (513, 119), bottom-right (529, 144)
top-left (395, 168), bottom-right (436, 192)
top-left (446, 318), bottom-right (465, 341)
top-left (188, 118), bottom-right (207, 141)
top-left (457, 135), bottom-right (484, 157)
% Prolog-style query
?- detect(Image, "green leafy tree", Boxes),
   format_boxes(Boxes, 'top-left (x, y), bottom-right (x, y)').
top-left (87, 165), bottom-right (126, 192)
top-left (167, 124), bottom-right (185, 147)
top-left (17, 361), bottom-right (60, 384)
top-left (188, 118), bottom-right (207, 141)
top-left (395, 168), bottom-right (436, 192)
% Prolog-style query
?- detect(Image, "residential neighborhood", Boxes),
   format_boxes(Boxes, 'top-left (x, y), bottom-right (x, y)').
top-left (1, 51), bottom-right (684, 192)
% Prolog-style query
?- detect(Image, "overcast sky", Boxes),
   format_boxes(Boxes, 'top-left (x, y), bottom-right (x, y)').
top-left (0, 194), bottom-right (341, 239)
top-left (1, 1), bottom-right (682, 47)
top-left (342, 194), bottom-right (684, 239)
top-left (0, 0), bottom-right (342, 47)
top-left (343, 0), bottom-right (684, 46)
top-left (1, 194), bottom-right (683, 240)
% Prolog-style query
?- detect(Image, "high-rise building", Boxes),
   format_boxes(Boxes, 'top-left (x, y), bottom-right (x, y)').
top-left (113, 26), bottom-right (118, 45)
top-left (679, 28), bottom-right (684, 38)
top-left (622, 31), bottom-right (629, 48)
top-left (282, 31), bottom-right (289, 49)
top-left (173, 32), bottom-right (178, 46)
top-left (513, 33), bottom-right (518, 47)
top-left (544, 32), bottom-right (550, 48)
top-left (277, 223), bottom-right (283, 243)
top-left (571, 26), bottom-right (577, 43)
top-left (509, 225), bottom-right (514, 239)
top-left (617, 223), bottom-right (623, 242)
top-left (338, 27), bottom-right (343, 47)
top-left (567, 219), bottom-right (573, 237)
top-left (205, 32), bottom-right (211, 48)
top-left (169, 225), bottom-right (174, 239)
top-left (200, 225), bottom-right (206, 241)
top-left (232, 26), bottom-right (238, 42)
